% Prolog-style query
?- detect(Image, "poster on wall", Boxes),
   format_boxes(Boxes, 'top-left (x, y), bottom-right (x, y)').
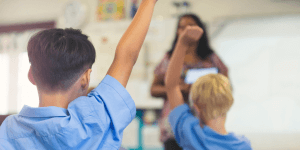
top-left (96, 0), bottom-right (125, 21)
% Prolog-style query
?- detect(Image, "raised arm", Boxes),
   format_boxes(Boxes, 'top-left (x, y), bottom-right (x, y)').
top-left (107, 0), bottom-right (157, 87)
top-left (165, 26), bottom-right (203, 110)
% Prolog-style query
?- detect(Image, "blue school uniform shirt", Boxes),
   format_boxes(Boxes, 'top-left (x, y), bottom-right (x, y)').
top-left (0, 75), bottom-right (136, 150)
top-left (169, 104), bottom-right (252, 150)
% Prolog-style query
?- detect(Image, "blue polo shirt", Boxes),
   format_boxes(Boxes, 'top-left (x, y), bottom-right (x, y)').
top-left (0, 75), bottom-right (136, 150)
top-left (169, 104), bottom-right (252, 150)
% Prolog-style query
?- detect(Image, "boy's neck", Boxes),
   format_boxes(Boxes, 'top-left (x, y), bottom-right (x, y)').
top-left (39, 93), bottom-right (70, 109)
top-left (205, 116), bottom-right (228, 135)
top-left (38, 85), bottom-right (84, 109)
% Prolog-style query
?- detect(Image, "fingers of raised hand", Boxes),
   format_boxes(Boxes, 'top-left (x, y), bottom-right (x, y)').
top-left (180, 26), bottom-right (203, 43)
top-left (186, 26), bottom-right (203, 41)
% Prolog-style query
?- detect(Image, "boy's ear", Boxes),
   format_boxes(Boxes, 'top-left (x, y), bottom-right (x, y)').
top-left (80, 69), bottom-right (92, 90)
top-left (28, 66), bottom-right (36, 85)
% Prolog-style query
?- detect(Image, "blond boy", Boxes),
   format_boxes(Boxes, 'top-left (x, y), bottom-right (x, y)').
top-left (165, 26), bottom-right (252, 150)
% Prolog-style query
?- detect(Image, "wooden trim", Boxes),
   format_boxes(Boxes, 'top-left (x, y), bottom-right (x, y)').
top-left (0, 115), bottom-right (10, 124)
top-left (0, 21), bottom-right (56, 33)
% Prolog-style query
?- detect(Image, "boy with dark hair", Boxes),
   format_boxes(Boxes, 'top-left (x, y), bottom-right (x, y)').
top-left (164, 26), bottom-right (252, 149)
top-left (0, 0), bottom-right (157, 149)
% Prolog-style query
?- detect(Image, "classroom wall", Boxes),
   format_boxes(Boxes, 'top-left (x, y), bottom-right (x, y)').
top-left (190, 0), bottom-right (300, 22)
top-left (1, 0), bottom-right (300, 26)
top-left (212, 15), bottom-right (300, 150)
top-left (1, 1), bottom-right (300, 149)
top-left (1, 0), bottom-right (299, 114)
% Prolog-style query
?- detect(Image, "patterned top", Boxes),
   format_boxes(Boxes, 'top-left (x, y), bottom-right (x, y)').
top-left (154, 52), bottom-right (222, 143)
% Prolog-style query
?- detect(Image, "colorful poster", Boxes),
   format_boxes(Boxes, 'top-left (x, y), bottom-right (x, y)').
top-left (97, 0), bottom-right (125, 21)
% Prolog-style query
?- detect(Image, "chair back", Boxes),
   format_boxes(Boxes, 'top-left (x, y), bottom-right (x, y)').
top-left (0, 115), bottom-right (9, 126)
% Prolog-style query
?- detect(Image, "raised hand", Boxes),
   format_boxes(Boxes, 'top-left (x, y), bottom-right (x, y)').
top-left (165, 26), bottom-right (203, 110)
top-left (107, 0), bottom-right (156, 87)
top-left (178, 26), bottom-right (203, 46)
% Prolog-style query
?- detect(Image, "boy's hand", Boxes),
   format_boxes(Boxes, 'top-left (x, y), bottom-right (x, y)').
top-left (107, 0), bottom-right (156, 87)
top-left (178, 26), bottom-right (203, 46)
top-left (165, 27), bottom-right (202, 110)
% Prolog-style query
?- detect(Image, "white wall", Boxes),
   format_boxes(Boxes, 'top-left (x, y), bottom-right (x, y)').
top-left (212, 15), bottom-right (300, 150)
top-left (0, 0), bottom-right (67, 25)
top-left (1, 0), bottom-right (300, 26)
top-left (190, 0), bottom-right (300, 22)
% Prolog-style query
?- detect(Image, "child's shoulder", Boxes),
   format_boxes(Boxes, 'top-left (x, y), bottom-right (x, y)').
top-left (237, 134), bottom-right (251, 145)
top-left (0, 114), bottom-right (17, 126)
top-left (229, 133), bottom-right (252, 148)
top-left (231, 133), bottom-right (250, 141)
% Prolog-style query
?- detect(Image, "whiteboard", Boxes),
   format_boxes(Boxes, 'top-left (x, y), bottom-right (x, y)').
top-left (212, 15), bottom-right (300, 149)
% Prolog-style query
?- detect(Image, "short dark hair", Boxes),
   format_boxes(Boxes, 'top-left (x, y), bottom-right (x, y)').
top-left (168, 14), bottom-right (213, 59)
top-left (27, 28), bottom-right (96, 91)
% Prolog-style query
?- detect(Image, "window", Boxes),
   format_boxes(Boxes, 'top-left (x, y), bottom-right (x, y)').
top-left (0, 24), bottom-right (51, 114)
top-left (17, 52), bottom-right (39, 111)
top-left (0, 54), bottom-right (9, 114)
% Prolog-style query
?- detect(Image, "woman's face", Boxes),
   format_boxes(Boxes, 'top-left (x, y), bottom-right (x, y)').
top-left (177, 17), bottom-right (198, 36)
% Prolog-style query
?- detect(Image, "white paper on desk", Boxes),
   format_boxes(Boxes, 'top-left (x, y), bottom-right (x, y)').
top-left (184, 67), bottom-right (218, 84)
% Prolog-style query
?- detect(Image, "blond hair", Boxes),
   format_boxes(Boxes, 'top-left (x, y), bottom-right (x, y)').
top-left (190, 74), bottom-right (233, 122)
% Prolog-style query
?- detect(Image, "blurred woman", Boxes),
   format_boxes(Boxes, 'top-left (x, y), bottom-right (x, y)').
top-left (150, 14), bottom-right (228, 150)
